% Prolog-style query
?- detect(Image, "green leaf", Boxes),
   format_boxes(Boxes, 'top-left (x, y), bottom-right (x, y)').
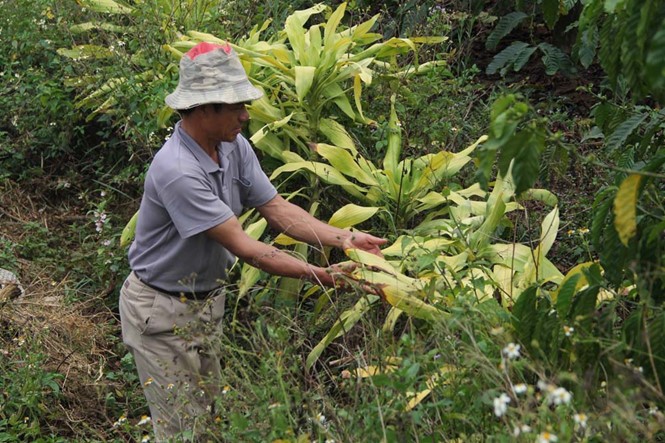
top-left (486, 41), bottom-right (533, 75)
top-left (306, 295), bottom-right (380, 368)
top-left (605, 112), bottom-right (648, 151)
top-left (538, 43), bottom-right (575, 75)
top-left (512, 286), bottom-right (538, 345)
top-left (555, 273), bottom-right (581, 318)
top-left (570, 285), bottom-right (600, 331)
top-left (578, 28), bottom-right (599, 68)
top-left (511, 129), bottom-right (545, 195)
top-left (646, 25), bottom-right (665, 98)
top-left (120, 211), bottom-right (138, 248)
top-left (542, 0), bottom-right (560, 29)
top-left (486, 12), bottom-right (528, 50)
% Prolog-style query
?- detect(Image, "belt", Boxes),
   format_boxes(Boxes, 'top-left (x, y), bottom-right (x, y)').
top-left (135, 274), bottom-right (221, 301)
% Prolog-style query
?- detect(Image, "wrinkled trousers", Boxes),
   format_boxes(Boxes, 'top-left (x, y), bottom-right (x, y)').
top-left (119, 272), bottom-right (226, 442)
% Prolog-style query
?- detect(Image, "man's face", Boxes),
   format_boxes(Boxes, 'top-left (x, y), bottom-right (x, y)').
top-left (206, 102), bottom-right (251, 142)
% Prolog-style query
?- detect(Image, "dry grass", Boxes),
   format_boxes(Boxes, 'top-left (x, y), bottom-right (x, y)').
top-left (0, 179), bottom-right (128, 439)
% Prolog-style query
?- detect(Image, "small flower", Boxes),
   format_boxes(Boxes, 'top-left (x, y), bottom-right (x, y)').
top-left (137, 415), bottom-right (151, 426)
top-left (513, 424), bottom-right (532, 436)
top-left (537, 380), bottom-right (555, 393)
top-left (537, 432), bottom-right (558, 443)
top-left (341, 369), bottom-right (351, 379)
top-left (637, 366), bottom-right (644, 373)
top-left (578, 227), bottom-right (589, 234)
top-left (102, 239), bottom-right (112, 247)
top-left (649, 406), bottom-right (659, 416)
top-left (548, 387), bottom-right (572, 406)
top-left (567, 229), bottom-right (576, 236)
top-left (573, 413), bottom-right (588, 428)
top-left (563, 325), bottom-right (574, 337)
top-left (143, 377), bottom-right (154, 386)
top-left (166, 383), bottom-right (174, 390)
top-left (141, 436), bottom-right (150, 443)
top-left (100, 191), bottom-right (107, 197)
top-left (112, 414), bottom-right (127, 428)
top-left (222, 385), bottom-right (231, 394)
top-left (316, 413), bottom-right (326, 424)
top-left (512, 383), bottom-right (528, 395)
top-left (502, 343), bottom-right (521, 360)
top-left (493, 393), bottom-right (511, 417)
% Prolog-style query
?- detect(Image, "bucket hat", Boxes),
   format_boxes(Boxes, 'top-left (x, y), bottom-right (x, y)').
top-left (165, 41), bottom-right (263, 110)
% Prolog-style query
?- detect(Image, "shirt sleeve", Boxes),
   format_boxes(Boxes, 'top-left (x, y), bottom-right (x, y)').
top-left (159, 173), bottom-right (234, 239)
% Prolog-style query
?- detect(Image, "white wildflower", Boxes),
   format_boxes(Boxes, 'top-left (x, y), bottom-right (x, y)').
top-left (537, 432), bottom-right (558, 443)
top-left (512, 383), bottom-right (528, 395)
top-left (493, 393), bottom-right (511, 417)
top-left (502, 343), bottom-right (521, 360)
top-left (513, 424), bottom-right (531, 436)
top-left (137, 415), bottom-right (151, 426)
top-left (112, 415), bottom-right (127, 428)
top-left (573, 413), bottom-right (588, 427)
top-left (548, 387), bottom-right (572, 406)
top-left (563, 325), bottom-right (574, 337)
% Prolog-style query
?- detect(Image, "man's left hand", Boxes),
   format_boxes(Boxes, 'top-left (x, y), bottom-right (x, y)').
top-left (342, 232), bottom-right (387, 257)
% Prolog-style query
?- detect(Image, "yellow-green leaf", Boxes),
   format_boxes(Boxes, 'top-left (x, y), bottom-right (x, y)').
top-left (120, 211), bottom-right (138, 248)
top-left (383, 95), bottom-right (401, 178)
top-left (319, 118), bottom-right (357, 153)
top-left (379, 285), bottom-right (445, 321)
top-left (306, 294), bottom-right (380, 368)
top-left (295, 66), bottom-right (316, 101)
top-left (614, 174), bottom-right (643, 246)
top-left (328, 204), bottom-right (379, 228)
top-left (324, 2), bottom-right (346, 48)
top-left (81, 0), bottom-right (132, 14)
top-left (314, 143), bottom-right (378, 186)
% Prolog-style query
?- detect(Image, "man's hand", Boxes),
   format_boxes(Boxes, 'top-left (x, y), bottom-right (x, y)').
top-left (342, 231), bottom-right (387, 256)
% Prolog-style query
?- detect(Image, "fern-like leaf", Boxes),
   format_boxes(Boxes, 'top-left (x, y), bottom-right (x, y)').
top-left (646, 26), bottom-right (665, 101)
top-left (605, 112), bottom-right (648, 151)
top-left (542, 0), bottom-right (560, 29)
top-left (539, 42), bottom-right (575, 75)
top-left (486, 12), bottom-right (528, 51)
top-left (512, 286), bottom-right (539, 346)
top-left (591, 187), bottom-right (615, 250)
top-left (486, 41), bottom-right (533, 75)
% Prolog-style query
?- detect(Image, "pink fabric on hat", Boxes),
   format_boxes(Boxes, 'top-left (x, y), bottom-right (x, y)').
top-left (185, 41), bottom-right (232, 60)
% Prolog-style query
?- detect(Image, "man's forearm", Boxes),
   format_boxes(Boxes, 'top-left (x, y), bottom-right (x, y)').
top-left (259, 196), bottom-right (351, 249)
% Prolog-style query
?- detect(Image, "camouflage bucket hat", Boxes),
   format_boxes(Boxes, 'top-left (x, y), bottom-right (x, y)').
top-left (165, 42), bottom-right (263, 110)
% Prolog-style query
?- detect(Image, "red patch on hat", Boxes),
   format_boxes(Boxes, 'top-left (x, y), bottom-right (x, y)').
top-left (185, 41), bottom-right (232, 60)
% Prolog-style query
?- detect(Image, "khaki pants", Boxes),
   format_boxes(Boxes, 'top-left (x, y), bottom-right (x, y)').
top-left (119, 272), bottom-right (226, 442)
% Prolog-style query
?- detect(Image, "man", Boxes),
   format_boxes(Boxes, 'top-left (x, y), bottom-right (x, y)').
top-left (119, 41), bottom-right (385, 441)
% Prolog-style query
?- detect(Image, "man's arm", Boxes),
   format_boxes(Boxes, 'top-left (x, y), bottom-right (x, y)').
top-left (205, 215), bottom-right (338, 286)
top-left (256, 195), bottom-right (386, 254)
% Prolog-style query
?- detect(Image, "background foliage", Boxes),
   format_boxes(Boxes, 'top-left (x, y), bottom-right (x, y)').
top-left (1, 0), bottom-right (663, 441)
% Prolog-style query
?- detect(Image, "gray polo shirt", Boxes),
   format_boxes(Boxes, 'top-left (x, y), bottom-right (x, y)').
top-left (128, 122), bottom-right (277, 292)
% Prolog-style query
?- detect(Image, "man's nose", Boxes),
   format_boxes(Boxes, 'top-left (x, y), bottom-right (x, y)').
top-left (239, 108), bottom-right (250, 122)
